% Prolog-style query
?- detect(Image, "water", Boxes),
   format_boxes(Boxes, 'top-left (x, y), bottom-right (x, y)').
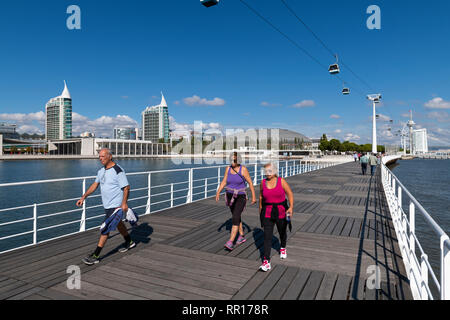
top-left (390, 158), bottom-right (450, 294)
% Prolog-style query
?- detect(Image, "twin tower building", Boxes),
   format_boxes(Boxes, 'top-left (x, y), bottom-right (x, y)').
top-left (45, 81), bottom-right (170, 143)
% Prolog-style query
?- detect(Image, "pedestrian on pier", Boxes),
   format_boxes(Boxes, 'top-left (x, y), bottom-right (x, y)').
top-left (258, 162), bottom-right (294, 272)
top-left (216, 152), bottom-right (256, 251)
top-left (353, 153), bottom-right (358, 162)
top-left (369, 153), bottom-right (378, 176)
top-left (360, 153), bottom-right (369, 175)
top-left (76, 148), bottom-right (135, 265)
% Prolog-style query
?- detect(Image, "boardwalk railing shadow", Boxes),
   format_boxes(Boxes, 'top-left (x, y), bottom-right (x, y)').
top-left (351, 167), bottom-right (410, 300)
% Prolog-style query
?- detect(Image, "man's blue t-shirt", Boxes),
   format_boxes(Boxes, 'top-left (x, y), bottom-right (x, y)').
top-left (95, 164), bottom-right (130, 209)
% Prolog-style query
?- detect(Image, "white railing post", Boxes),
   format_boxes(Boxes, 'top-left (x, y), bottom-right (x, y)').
top-left (285, 161), bottom-right (288, 178)
top-left (441, 237), bottom-right (450, 300)
top-left (216, 167), bottom-right (221, 191)
top-left (33, 204), bottom-right (37, 245)
top-left (409, 201), bottom-right (416, 264)
top-left (187, 168), bottom-right (193, 203)
top-left (204, 178), bottom-right (208, 199)
top-left (421, 254), bottom-right (429, 300)
top-left (80, 179), bottom-right (86, 232)
top-left (170, 183), bottom-right (174, 207)
top-left (254, 163), bottom-right (257, 185)
top-left (145, 173), bottom-right (151, 214)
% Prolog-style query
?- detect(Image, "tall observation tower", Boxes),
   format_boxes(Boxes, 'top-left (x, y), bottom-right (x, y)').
top-left (407, 110), bottom-right (415, 155)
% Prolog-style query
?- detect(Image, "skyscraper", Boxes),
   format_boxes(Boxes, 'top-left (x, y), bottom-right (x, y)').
top-left (142, 93), bottom-right (169, 142)
top-left (45, 81), bottom-right (72, 140)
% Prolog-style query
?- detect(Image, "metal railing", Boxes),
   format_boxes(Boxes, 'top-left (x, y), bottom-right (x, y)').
top-left (381, 155), bottom-right (450, 300)
top-left (0, 159), bottom-right (344, 255)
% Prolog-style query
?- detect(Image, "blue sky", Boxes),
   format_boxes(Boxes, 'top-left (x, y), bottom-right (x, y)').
top-left (0, 0), bottom-right (449, 145)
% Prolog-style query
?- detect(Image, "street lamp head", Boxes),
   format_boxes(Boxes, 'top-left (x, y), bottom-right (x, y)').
top-left (367, 94), bottom-right (382, 101)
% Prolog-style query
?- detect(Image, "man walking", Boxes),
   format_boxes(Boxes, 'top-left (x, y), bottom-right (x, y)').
top-left (360, 153), bottom-right (369, 175)
top-left (76, 148), bottom-right (135, 265)
top-left (369, 153), bottom-right (378, 176)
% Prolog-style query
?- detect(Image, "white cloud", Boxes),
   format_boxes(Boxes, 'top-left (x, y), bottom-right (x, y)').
top-left (344, 133), bottom-right (360, 141)
top-left (261, 101), bottom-right (282, 107)
top-left (424, 97), bottom-right (450, 109)
top-left (292, 100), bottom-right (315, 108)
top-left (330, 114), bottom-right (340, 119)
top-left (16, 125), bottom-right (43, 135)
top-left (334, 129), bottom-right (342, 133)
top-left (427, 111), bottom-right (450, 122)
top-left (183, 95), bottom-right (226, 107)
top-left (0, 111), bottom-right (45, 123)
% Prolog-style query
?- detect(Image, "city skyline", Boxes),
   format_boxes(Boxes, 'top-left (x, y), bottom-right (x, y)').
top-left (0, 1), bottom-right (448, 145)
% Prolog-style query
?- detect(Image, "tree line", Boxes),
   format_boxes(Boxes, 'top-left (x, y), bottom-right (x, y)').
top-left (319, 134), bottom-right (385, 153)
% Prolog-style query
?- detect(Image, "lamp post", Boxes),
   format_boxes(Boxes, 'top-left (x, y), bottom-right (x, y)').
top-left (367, 94), bottom-right (382, 154)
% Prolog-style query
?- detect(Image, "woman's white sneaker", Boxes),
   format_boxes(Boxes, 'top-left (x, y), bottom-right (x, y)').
top-left (280, 248), bottom-right (287, 259)
top-left (259, 259), bottom-right (271, 272)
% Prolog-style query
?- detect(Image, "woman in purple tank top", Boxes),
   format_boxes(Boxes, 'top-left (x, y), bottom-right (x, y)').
top-left (216, 152), bottom-right (256, 251)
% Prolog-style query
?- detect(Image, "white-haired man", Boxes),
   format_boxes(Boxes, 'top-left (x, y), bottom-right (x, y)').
top-left (76, 148), bottom-right (135, 265)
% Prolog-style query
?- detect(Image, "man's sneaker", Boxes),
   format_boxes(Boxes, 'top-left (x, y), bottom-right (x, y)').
top-left (259, 259), bottom-right (271, 272)
top-left (236, 235), bottom-right (247, 245)
top-left (224, 240), bottom-right (234, 251)
top-left (119, 240), bottom-right (136, 253)
top-left (82, 253), bottom-right (100, 266)
top-left (280, 248), bottom-right (287, 259)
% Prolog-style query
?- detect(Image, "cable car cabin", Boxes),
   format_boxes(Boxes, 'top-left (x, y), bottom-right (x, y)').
top-left (390, 120), bottom-right (394, 123)
top-left (328, 64), bottom-right (340, 74)
top-left (376, 115), bottom-right (380, 119)
top-left (342, 88), bottom-right (350, 95)
top-left (201, 0), bottom-right (219, 7)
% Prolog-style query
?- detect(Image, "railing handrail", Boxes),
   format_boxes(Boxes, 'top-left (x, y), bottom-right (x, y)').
top-left (381, 155), bottom-right (450, 300)
top-left (0, 159), bottom-right (345, 255)
top-left (383, 160), bottom-right (448, 240)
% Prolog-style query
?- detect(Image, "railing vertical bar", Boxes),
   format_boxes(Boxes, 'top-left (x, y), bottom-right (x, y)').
top-left (33, 204), bottom-right (37, 245)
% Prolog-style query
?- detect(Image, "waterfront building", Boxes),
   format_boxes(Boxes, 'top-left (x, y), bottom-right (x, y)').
top-left (412, 128), bottom-right (428, 154)
top-left (142, 93), bottom-right (170, 143)
top-left (47, 138), bottom-right (170, 157)
top-left (0, 123), bottom-right (20, 139)
top-left (45, 81), bottom-right (72, 140)
top-left (113, 127), bottom-right (138, 140)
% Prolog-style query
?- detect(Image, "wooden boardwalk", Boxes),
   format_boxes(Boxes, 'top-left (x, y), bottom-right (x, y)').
top-left (0, 162), bottom-right (412, 300)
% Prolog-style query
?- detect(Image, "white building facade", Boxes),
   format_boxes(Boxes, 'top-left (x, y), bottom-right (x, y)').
top-left (412, 128), bottom-right (428, 154)
top-left (45, 81), bottom-right (72, 140)
top-left (142, 93), bottom-right (170, 143)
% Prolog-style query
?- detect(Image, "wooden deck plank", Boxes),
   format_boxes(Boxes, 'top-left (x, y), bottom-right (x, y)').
top-left (315, 272), bottom-right (338, 300)
top-left (331, 274), bottom-right (352, 300)
top-left (265, 267), bottom-right (299, 300)
top-left (298, 271), bottom-right (325, 300)
top-left (248, 265), bottom-right (287, 300)
top-left (281, 269), bottom-right (311, 300)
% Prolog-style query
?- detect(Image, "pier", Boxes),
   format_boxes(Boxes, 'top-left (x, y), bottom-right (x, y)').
top-left (0, 160), bottom-right (417, 300)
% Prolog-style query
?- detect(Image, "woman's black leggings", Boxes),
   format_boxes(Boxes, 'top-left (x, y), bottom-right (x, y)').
top-left (263, 218), bottom-right (287, 261)
top-left (227, 193), bottom-right (247, 226)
